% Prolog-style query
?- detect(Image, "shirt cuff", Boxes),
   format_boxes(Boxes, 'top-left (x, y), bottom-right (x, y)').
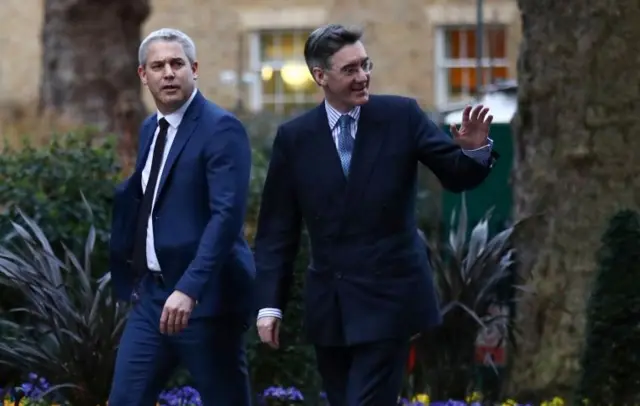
top-left (461, 138), bottom-right (493, 166)
top-left (257, 308), bottom-right (283, 319)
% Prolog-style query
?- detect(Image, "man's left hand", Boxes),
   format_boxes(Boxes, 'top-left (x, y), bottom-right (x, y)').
top-left (450, 104), bottom-right (493, 150)
top-left (160, 290), bottom-right (195, 335)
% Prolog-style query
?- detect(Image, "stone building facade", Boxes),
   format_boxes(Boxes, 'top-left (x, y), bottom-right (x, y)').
top-left (0, 0), bottom-right (520, 115)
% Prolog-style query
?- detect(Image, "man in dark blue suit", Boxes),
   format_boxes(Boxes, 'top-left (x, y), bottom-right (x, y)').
top-left (253, 24), bottom-right (498, 405)
top-left (108, 28), bottom-right (254, 405)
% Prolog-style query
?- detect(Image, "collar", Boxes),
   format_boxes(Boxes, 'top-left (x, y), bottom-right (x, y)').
top-left (324, 100), bottom-right (361, 130)
top-left (156, 88), bottom-right (198, 129)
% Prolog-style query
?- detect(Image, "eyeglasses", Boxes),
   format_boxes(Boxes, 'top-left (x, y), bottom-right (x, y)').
top-left (336, 59), bottom-right (373, 77)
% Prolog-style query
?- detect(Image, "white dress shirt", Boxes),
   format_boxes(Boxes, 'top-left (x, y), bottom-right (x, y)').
top-left (141, 88), bottom-right (198, 271)
top-left (257, 100), bottom-right (493, 320)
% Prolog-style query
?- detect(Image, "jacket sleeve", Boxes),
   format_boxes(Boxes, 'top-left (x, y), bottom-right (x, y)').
top-left (252, 126), bottom-right (303, 313)
top-left (174, 114), bottom-right (252, 301)
top-left (410, 99), bottom-right (497, 192)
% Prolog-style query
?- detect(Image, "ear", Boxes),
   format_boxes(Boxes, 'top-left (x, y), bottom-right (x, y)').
top-left (137, 65), bottom-right (147, 86)
top-left (312, 67), bottom-right (326, 86)
top-left (191, 61), bottom-right (199, 80)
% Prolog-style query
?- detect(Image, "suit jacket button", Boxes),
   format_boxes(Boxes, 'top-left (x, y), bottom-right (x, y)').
top-left (335, 272), bottom-right (343, 279)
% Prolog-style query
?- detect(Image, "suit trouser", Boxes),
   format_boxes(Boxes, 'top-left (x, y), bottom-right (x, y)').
top-left (315, 339), bottom-right (410, 406)
top-left (108, 275), bottom-right (251, 406)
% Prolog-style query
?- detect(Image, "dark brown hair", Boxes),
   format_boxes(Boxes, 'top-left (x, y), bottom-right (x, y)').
top-left (303, 24), bottom-right (363, 71)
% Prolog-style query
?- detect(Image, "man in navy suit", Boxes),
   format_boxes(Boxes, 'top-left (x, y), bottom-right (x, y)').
top-left (108, 28), bottom-right (254, 405)
top-left (253, 24), bottom-right (498, 405)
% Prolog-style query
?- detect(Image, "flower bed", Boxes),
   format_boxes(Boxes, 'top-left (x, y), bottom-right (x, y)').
top-left (0, 375), bottom-right (566, 406)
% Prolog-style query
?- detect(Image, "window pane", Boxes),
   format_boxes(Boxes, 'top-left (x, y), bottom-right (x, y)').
top-left (260, 33), bottom-right (274, 60)
top-left (281, 68), bottom-right (316, 96)
top-left (446, 28), bottom-right (474, 59)
top-left (447, 66), bottom-right (510, 98)
top-left (487, 27), bottom-right (506, 59)
top-left (258, 30), bottom-right (319, 114)
top-left (261, 67), bottom-right (316, 95)
top-left (445, 26), bottom-right (506, 59)
top-left (277, 32), bottom-right (295, 59)
top-left (261, 65), bottom-right (277, 95)
top-left (448, 67), bottom-right (474, 95)
top-left (261, 30), bottom-right (310, 61)
top-left (484, 66), bottom-right (509, 86)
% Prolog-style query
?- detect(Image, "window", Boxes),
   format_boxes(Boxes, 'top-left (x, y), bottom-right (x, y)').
top-left (434, 25), bottom-right (510, 109)
top-left (248, 30), bottom-right (322, 116)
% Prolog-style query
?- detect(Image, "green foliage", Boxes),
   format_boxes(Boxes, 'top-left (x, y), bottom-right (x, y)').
top-left (236, 111), bottom-right (282, 155)
top-left (0, 210), bottom-right (128, 406)
top-left (245, 145), bottom-right (270, 244)
top-left (575, 209), bottom-right (640, 406)
top-left (0, 130), bottom-right (121, 388)
top-left (410, 193), bottom-right (530, 401)
top-left (0, 130), bottom-right (120, 270)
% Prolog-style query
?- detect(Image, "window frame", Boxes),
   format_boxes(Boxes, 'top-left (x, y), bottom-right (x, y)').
top-left (248, 29), bottom-right (320, 115)
top-left (434, 24), bottom-right (510, 110)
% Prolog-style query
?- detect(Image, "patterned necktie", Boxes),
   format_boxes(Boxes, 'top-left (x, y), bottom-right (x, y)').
top-left (337, 114), bottom-right (354, 177)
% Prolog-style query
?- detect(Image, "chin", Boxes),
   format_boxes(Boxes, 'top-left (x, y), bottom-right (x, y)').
top-left (353, 92), bottom-right (369, 105)
top-left (164, 94), bottom-right (187, 106)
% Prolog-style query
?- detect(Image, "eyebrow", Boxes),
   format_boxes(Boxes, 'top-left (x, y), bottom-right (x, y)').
top-left (339, 57), bottom-right (369, 69)
top-left (150, 57), bottom-right (185, 65)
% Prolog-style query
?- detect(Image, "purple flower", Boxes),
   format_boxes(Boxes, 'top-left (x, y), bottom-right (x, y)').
top-left (6, 375), bottom-right (536, 406)
top-left (17, 373), bottom-right (51, 400)
top-left (262, 385), bottom-right (304, 403)
top-left (158, 385), bottom-right (202, 405)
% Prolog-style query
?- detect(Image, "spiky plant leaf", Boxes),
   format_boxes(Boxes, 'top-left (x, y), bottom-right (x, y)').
top-left (0, 211), bottom-right (128, 406)
top-left (413, 193), bottom-right (534, 401)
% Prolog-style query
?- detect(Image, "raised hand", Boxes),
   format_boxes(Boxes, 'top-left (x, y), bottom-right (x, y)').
top-left (450, 104), bottom-right (493, 150)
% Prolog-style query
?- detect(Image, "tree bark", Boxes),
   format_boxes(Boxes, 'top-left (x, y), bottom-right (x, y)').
top-left (507, 0), bottom-right (640, 401)
top-left (40, 0), bottom-right (150, 168)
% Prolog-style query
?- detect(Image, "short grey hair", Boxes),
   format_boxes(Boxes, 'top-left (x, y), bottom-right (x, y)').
top-left (304, 24), bottom-right (363, 71)
top-left (138, 28), bottom-right (197, 66)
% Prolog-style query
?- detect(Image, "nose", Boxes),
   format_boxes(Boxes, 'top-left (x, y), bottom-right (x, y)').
top-left (354, 68), bottom-right (368, 82)
top-left (162, 63), bottom-right (175, 78)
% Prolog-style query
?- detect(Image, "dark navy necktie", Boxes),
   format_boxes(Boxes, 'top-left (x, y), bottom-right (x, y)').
top-left (132, 118), bottom-right (169, 274)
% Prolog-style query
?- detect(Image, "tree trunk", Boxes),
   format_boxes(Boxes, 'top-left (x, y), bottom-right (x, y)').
top-left (508, 0), bottom-right (640, 401)
top-left (40, 0), bottom-right (150, 169)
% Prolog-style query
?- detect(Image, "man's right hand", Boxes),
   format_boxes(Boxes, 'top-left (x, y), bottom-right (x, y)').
top-left (257, 316), bottom-right (281, 349)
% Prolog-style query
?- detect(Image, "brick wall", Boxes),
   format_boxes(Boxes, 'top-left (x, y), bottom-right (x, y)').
top-left (0, 0), bottom-right (520, 113)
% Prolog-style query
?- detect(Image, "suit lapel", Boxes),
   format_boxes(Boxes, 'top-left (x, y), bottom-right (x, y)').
top-left (155, 91), bottom-right (205, 201)
top-left (309, 104), bottom-right (348, 189)
top-left (343, 100), bottom-right (387, 212)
